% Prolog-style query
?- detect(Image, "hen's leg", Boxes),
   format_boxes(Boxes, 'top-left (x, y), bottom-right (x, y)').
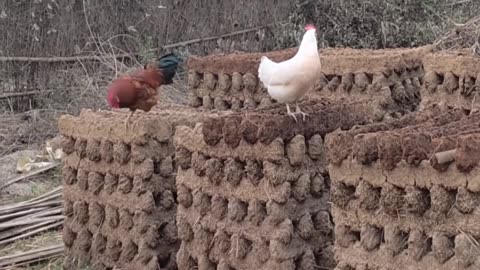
top-left (295, 102), bottom-right (308, 121)
top-left (286, 103), bottom-right (298, 122)
top-left (124, 110), bottom-right (134, 134)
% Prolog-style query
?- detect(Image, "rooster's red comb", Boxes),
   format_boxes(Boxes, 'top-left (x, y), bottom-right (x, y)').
top-left (304, 24), bottom-right (316, 31)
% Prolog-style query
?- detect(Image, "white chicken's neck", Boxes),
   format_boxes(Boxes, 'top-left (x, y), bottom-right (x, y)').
top-left (297, 31), bottom-right (318, 56)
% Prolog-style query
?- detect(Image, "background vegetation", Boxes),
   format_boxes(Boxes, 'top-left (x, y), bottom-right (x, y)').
top-left (0, 1), bottom-right (479, 268)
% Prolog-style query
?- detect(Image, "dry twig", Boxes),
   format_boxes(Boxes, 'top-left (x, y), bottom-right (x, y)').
top-left (0, 22), bottom-right (282, 63)
top-left (434, 15), bottom-right (480, 50)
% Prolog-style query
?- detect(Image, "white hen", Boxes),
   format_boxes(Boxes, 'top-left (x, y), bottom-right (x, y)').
top-left (258, 24), bottom-right (321, 122)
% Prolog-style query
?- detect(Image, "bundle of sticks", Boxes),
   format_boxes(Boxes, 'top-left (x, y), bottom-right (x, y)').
top-left (0, 187), bottom-right (64, 269)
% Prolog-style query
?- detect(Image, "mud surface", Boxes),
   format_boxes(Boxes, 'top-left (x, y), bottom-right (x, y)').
top-left (59, 104), bottom-right (219, 270)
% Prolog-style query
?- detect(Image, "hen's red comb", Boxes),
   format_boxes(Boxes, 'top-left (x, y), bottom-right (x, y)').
top-left (304, 24), bottom-right (316, 31)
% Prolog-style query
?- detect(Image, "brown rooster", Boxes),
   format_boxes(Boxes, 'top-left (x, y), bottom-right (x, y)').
top-left (106, 53), bottom-right (181, 131)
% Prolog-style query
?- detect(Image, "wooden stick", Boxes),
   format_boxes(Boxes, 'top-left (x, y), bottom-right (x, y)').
top-left (6, 207), bottom-right (63, 223)
top-left (0, 253), bottom-right (62, 270)
top-left (0, 197), bottom-right (61, 212)
top-left (0, 216), bottom-right (64, 229)
top-left (0, 196), bottom-right (61, 209)
top-left (0, 162), bottom-right (59, 191)
top-left (25, 186), bottom-right (63, 203)
top-left (2, 208), bottom-right (63, 227)
top-left (0, 22), bottom-right (283, 63)
top-left (432, 149), bottom-right (457, 165)
top-left (23, 199), bottom-right (62, 208)
top-left (24, 192), bottom-right (63, 206)
top-left (25, 207), bottom-right (63, 219)
top-left (0, 244), bottom-right (63, 261)
top-left (0, 198), bottom-right (61, 213)
top-left (0, 54), bottom-right (132, 63)
top-left (160, 23), bottom-right (280, 50)
top-left (0, 207), bottom-right (48, 222)
top-left (0, 244), bottom-right (64, 268)
top-left (0, 220), bottom-right (57, 241)
top-left (0, 90), bottom-right (54, 100)
top-left (0, 201), bottom-right (61, 215)
top-left (0, 221), bottom-right (63, 246)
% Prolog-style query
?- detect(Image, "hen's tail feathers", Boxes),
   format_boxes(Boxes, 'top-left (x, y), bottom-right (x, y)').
top-left (156, 53), bottom-right (182, 84)
top-left (258, 56), bottom-right (276, 87)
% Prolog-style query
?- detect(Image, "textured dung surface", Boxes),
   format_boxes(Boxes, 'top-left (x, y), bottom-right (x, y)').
top-left (334, 235), bottom-right (479, 270)
top-left (186, 48), bottom-right (297, 75)
top-left (331, 164), bottom-right (480, 269)
top-left (59, 104), bottom-right (231, 144)
top-left (187, 46), bottom-right (431, 75)
top-left (326, 106), bottom-right (480, 270)
top-left (325, 105), bottom-right (448, 165)
top-left (171, 99), bottom-right (381, 270)
top-left (186, 47), bottom-right (432, 113)
top-left (59, 104), bottom-right (219, 270)
top-left (325, 107), bottom-right (479, 171)
top-left (201, 98), bottom-right (378, 146)
top-left (420, 49), bottom-right (480, 112)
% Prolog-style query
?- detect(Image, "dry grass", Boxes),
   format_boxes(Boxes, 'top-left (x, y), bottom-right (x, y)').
top-left (434, 15), bottom-right (480, 51)
top-left (6, 168), bottom-right (62, 204)
top-left (0, 112), bottom-right (61, 157)
top-left (292, 0), bottom-right (480, 49)
top-left (0, 35), bottom-right (188, 158)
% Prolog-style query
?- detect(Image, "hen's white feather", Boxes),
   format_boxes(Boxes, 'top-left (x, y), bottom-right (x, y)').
top-left (258, 56), bottom-right (278, 86)
top-left (258, 29), bottom-right (321, 104)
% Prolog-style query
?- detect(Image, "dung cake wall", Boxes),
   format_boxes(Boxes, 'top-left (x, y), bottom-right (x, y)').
top-left (421, 49), bottom-right (480, 112)
top-left (324, 107), bottom-right (480, 270)
top-left (186, 46), bottom-right (431, 115)
top-left (173, 99), bottom-right (380, 270)
top-left (58, 105), bottom-right (223, 270)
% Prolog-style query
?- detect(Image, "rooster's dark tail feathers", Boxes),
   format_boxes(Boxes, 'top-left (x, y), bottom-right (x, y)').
top-left (155, 53), bottom-right (182, 85)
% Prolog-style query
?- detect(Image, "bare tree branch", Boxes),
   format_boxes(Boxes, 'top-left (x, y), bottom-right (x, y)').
top-left (0, 22), bottom-right (283, 63)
